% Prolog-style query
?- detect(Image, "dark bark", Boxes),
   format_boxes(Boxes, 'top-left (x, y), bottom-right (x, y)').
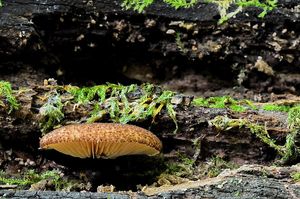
top-left (0, 165), bottom-right (300, 199)
top-left (0, 0), bottom-right (299, 92)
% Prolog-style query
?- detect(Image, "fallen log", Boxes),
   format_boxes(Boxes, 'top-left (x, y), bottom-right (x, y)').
top-left (0, 81), bottom-right (299, 164)
top-left (0, 0), bottom-right (299, 92)
top-left (0, 0), bottom-right (299, 197)
top-left (0, 165), bottom-right (300, 198)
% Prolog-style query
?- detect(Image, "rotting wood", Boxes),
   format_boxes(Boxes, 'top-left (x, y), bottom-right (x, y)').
top-left (0, 82), bottom-right (298, 164)
top-left (0, 1), bottom-right (299, 197)
top-left (0, 0), bottom-right (299, 92)
top-left (0, 165), bottom-right (299, 199)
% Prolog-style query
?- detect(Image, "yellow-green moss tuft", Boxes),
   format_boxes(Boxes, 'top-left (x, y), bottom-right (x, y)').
top-left (0, 81), bottom-right (19, 113)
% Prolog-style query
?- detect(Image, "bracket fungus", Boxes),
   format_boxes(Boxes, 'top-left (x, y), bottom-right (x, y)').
top-left (39, 123), bottom-right (162, 159)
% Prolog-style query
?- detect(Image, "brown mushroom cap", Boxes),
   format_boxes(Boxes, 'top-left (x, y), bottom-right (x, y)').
top-left (40, 123), bottom-right (162, 159)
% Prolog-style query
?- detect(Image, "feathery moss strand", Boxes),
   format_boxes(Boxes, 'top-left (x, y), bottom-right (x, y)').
top-left (0, 81), bottom-right (19, 113)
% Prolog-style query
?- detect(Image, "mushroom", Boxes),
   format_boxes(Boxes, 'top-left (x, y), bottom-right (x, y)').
top-left (40, 123), bottom-right (162, 159)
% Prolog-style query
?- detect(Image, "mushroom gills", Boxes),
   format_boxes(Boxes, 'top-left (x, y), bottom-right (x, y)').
top-left (46, 141), bottom-right (160, 159)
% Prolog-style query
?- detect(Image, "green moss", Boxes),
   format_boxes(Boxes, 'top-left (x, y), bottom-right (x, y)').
top-left (206, 0), bottom-right (237, 24)
top-left (236, 0), bottom-right (277, 18)
top-left (262, 104), bottom-right (291, 112)
top-left (38, 83), bottom-right (177, 133)
top-left (207, 156), bottom-right (238, 177)
top-left (288, 105), bottom-right (300, 130)
top-left (193, 96), bottom-right (230, 108)
top-left (291, 172), bottom-right (300, 182)
top-left (0, 170), bottom-right (66, 190)
top-left (164, 0), bottom-right (197, 9)
top-left (209, 115), bottom-right (284, 155)
top-left (122, 0), bottom-right (197, 13)
top-left (121, 0), bottom-right (277, 23)
top-left (164, 153), bottom-right (195, 177)
top-left (87, 103), bottom-right (106, 123)
top-left (175, 33), bottom-right (188, 54)
top-left (66, 83), bottom-right (178, 133)
top-left (281, 130), bottom-right (299, 164)
top-left (0, 81), bottom-right (19, 113)
top-left (281, 106), bottom-right (300, 164)
top-left (193, 96), bottom-right (300, 114)
top-left (192, 96), bottom-right (256, 112)
top-left (66, 85), bottom-right (108, 104)
top-left (229, 104), bottom-right (247, 112)
top-left (39, 92), bottom-right (64, 133)
top-left (208, 0), bottom-right (277, 23)
top-left (209, 114), bottom-right (300, 164)
top-left (121, 0), bottom-right (154, 13)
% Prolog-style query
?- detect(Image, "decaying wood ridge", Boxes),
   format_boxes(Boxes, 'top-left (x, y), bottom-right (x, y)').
top-left (0, 83), bottom-right (297, 164)
top-left (0, 165), bottom-right (300, 198)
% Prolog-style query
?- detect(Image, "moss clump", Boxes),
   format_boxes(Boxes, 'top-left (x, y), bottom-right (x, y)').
top-left (209, 114), bottom-right (300, 164)
top-left (208, 0), bottom-right (277, 24)
top-left (193, 96), bottom-right (256, 112)
top-left (209, 115), bottom-right (284, 155)
top-left (206, 0), bottom-right (240, 24)
top-left (193, 95), bottom-right (300, 114)
top-left (206, 156), bottom-right (238, 177)
top-left (288, 106), bottom-right (300, 130)
top-left (164, 154), bottom-right (238, 180)
top-left (0, 170), bottom-right (66, 190)
top-left (175, 33), bottom-right (188, 54)
top-left (39, 91), bottom-right (64, 133)
top-left (236, 0), bottom-right (277, 18)
top-left (164, 153), bottom-right (195, 177)
top-left (291, 172), bottom-right (300, 182)
top-left (262, 104), bottom-right (291, 112)
top-left (66, 85), bottom-right (108, 105)
top-left (66, 83), bottom-right (178, 133)
top-left (0, 81), bottom-right (19, 113)
top-left (281, 106), bottom-right (300, 164)
top-left (122, 0), bottom-right (197, 13)
top-left (38, 83), bottom-right (178, 134)
top-left (121, 0), bottom-right (277, 23)
top-left (281, 131), bottom-right (299, 164)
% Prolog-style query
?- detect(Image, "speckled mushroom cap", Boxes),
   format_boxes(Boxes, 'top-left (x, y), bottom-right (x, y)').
top-left (40, 123), bottom-right (162, 159)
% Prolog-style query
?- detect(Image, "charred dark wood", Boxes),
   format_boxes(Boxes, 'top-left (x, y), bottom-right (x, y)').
top-left (0, 0), bottom-right (299, 92)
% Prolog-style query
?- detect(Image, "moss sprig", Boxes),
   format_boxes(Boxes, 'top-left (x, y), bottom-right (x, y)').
top-left (291, 172), bottom-right (300, 182)
top-left (192, 96), bottom-right (256, 112)
top-left (209, 114), bottom-right (300, 164)
top-left (0, 80), bottom-right (19, 113)
top-left (281, 106), bottom-right (300, 164)
top-left (122, 0), bottom-right (197, 13)
top-left (0, 170), bottom-right (65, 190)
top-left (121, 0), bottom-right (277, 23)
top-left (39, 91), bottom-right (64, 133)
top-left (237, 0), bottom-right (277, 18)
top-left (209, 115), bottom-right (284, 155)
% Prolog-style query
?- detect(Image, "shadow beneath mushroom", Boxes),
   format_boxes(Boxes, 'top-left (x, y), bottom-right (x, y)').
top-left (41, 150), bottom-right (166, 191)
